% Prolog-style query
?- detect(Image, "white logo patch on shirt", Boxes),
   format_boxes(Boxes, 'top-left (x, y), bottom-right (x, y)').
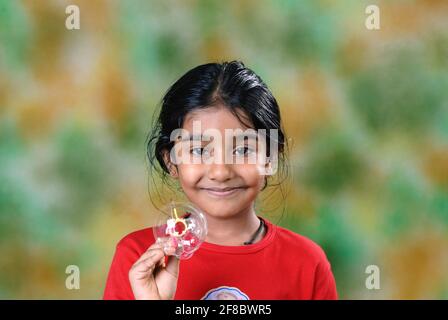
top-left (201, 286), bottom-right (250, 300)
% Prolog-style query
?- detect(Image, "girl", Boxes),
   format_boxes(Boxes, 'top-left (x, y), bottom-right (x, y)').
top-left (103, 61), bottom-right (338, 300)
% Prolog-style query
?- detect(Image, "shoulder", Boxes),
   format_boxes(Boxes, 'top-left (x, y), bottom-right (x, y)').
top-left (115, 227), bottom-right (155, 255)
top-left (272, 223), bottom-right (330, 267)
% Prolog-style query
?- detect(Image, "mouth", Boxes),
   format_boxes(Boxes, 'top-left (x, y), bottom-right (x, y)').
top-left (200, 187), bottom-right (246, 198)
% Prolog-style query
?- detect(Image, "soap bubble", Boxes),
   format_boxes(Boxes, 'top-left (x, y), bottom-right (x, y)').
top-left (153, 201), bottom-right (208, 260)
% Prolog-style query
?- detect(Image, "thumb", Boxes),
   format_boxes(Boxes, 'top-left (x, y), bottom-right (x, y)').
top-left (164, 254), bottom-right (180, 278)
top-left (160, 238), bottom-right (180, 278)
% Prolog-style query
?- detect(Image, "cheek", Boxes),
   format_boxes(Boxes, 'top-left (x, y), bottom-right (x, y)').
top-left (177, 164), bottom-right (203, 187)
top-left (235, 164), bottom-right (265, 187)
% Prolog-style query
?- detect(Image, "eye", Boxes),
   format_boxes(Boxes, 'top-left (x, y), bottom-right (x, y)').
top-left (234, 146), bottom-right (255, 156)
top-left (190, 147), bottom-right (210, 156)
top-left (190, 147), bottom-right (203, 156)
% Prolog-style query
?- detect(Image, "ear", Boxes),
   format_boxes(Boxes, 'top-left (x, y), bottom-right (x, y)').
top-left (264, 157), bottom-right (273, 175)
top-left (162, 150), bottom-right (178, 178)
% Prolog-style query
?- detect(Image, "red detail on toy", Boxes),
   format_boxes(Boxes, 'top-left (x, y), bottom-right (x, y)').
top-left (175, 220), bottom-right (186, 235)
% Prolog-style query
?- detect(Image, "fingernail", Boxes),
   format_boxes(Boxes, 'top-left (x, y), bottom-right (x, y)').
top-left (164, 244), bottom-right (175, 255)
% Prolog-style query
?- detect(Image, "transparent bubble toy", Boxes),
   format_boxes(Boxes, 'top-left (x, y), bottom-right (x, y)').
top-left (153, 201), bottom-right (208, 260)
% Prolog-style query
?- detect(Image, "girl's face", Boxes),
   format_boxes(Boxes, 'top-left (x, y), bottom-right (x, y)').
top-left (166, 105), bottom-right (268, 219)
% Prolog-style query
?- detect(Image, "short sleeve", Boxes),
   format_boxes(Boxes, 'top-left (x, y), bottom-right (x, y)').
top-left (103, 241), bottom-right (140, 300)
top-left (311, 260), bottom-right (338, 300)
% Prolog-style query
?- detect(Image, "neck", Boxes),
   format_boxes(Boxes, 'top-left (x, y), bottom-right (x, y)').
top-left (204, 206), bottom-right (264, 246)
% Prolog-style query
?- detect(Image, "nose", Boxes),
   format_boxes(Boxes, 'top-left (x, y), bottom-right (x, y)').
top-left (204, 143), bottom-right (234, 182)
top-left (207, 162), bottom-right (234, 182)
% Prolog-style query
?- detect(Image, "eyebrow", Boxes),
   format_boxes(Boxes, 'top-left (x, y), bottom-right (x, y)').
top-left (179, 132), bottom-right (259, 142)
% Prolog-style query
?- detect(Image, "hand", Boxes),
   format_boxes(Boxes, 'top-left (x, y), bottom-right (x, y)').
top-left (129, 239), bottom-right (180, 300)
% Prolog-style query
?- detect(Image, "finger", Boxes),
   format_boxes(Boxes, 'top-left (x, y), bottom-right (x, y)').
top-left (156, 256), bottom-right (166, 269)
top-left (161, 239), bottom-right (180, 277)
top-left (134, 238), bottom-right (177, 268)
top-left (144, 242), bottom-right (164, 254)
top-left (164, 254), bottom-right (180, 278)
top-left (134, 244), bottom-right (165, 265)
top-left (131, 250), bottom-right (164, 274)
top-left (160, 237), bottom-right (178, 255)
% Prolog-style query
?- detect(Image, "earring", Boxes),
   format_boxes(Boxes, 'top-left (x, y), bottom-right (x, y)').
top-left (264, 158), bottom-right (273, 175)
top-left (168, 164), bottom-right (178, 178)
top-left (261, 176), bottom-right (268, 191)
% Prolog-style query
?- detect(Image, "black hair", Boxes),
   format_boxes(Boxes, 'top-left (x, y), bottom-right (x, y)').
top-left (146, 61), bottom-right (291, 222)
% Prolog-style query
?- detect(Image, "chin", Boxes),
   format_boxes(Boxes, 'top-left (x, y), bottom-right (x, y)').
top-left (184, 188), bottom-right (255, 218)
top-left (195, 201), bottom-right (243, 219)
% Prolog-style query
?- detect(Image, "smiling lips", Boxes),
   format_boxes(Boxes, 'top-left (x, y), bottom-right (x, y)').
top-left (201, 187), bottom-right (245, 197)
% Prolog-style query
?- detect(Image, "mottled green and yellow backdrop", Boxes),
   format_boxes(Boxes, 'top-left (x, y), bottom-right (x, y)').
top-left (0, 0), bottom-right (447, 299)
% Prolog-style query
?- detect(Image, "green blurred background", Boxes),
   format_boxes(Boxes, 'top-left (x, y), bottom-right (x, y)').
top-left (0, 0), bottom-right (447, 299)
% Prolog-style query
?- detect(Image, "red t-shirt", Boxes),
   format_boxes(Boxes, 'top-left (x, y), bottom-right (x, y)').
top-left (103, 216), bottom-right (338, 300)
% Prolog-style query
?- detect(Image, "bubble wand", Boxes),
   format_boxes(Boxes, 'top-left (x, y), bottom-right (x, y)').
top-left (170, 200), bottom-right (188, 237)
top-left (153, 200), bottom-right (207, 260)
